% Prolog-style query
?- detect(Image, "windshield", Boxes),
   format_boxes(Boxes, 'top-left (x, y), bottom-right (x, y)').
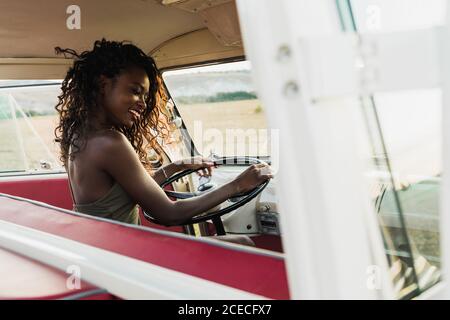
top-left (163, 61), bottom-right (273, 158)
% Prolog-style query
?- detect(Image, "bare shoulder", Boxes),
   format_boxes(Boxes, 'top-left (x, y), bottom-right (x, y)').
top-left (85, 130), bottom-right (134, 162)
top-left (90, 130), bottom-right (130, 148)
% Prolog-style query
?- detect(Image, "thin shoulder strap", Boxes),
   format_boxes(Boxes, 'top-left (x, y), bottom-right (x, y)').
top-left (66, 147), bottom-right (77, 206)
top-left (66, 167), bottom-right (77, 206)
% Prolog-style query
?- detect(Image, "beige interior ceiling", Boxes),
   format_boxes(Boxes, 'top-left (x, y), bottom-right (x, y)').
top-left (151, 28), bottom-right (243, 70)
top-left (158, 0), bottom-right (242, 47)
top-left (0, 0), bottom-right (244, 79)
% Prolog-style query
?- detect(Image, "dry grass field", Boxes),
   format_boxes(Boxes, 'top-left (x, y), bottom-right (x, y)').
top-left (176, 99), bottom-right (272, 156)
top-left (0, 115), bottom-right (61, 171)
top-left (0, 99), bottom-right (270, 171)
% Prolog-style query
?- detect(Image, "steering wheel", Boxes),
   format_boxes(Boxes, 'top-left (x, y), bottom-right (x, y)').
top-left (143, 156), bottom-right (270, 235)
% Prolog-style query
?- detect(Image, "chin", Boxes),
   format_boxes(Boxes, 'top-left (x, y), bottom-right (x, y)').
top-left (124, 121), bottom-right (134, 128)
top-left (122, 116), bottom-right (135, 128)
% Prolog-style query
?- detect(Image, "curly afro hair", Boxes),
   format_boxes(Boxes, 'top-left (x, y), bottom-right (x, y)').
top-left (54, 39), bottom-right (170, 170)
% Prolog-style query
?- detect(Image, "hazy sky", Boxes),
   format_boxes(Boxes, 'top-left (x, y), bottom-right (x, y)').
top-left (165, 61), bottom-right (251, 77)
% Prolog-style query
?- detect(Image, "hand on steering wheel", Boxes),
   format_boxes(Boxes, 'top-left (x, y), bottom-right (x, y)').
top-left (232, 163), bottom-right (273, 195)
top-left (143, 156), bottom-right (272, 234)
top-left (174, 156), bottom-right (217, 177)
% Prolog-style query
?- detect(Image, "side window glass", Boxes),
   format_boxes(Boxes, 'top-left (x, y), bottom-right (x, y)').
top-left (362, 90), bottom-right (441, 299)
top-left (344, 0), bottom-right (444, 298)
top-left (0, 81), bottom-right (63, 174)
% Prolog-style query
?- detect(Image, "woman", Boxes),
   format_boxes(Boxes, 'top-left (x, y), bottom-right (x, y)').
top-left (54, 39), bottom-right (272, 232)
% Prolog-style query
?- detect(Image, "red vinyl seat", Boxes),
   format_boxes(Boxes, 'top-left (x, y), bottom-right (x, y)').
top-left (0, 174), bottom-right (184, 232)
top-left (0, 193), bottom-right (289, 299)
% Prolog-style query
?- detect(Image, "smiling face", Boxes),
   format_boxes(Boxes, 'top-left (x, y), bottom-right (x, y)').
top-left (100, 67), bottom-right (150, 128)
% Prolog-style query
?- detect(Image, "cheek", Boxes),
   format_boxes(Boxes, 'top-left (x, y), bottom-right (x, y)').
top-left (108, 93), bottom-right (134, 112)
top-left (121, 92), bottom-right (138, 106)
top-left (102, 95), bottom-right (116, 112)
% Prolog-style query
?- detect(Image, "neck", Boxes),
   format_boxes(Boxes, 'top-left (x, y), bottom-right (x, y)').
top-left (88, 109), bottom-right (115, 132)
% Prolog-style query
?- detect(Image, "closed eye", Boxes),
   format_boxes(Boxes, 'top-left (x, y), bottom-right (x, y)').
top-left (131, 87), bottom-right (149, 100)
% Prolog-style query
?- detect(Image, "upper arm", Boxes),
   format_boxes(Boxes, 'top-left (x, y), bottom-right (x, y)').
top-left (94, 132), bottom-right (176, 223)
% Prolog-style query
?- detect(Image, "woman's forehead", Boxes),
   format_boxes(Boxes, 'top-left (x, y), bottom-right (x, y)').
top-left (119, 67), bottom-right (150, 89)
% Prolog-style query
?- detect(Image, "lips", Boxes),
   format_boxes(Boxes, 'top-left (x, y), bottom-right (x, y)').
top-left (128, 108), bottom-right (142, 121)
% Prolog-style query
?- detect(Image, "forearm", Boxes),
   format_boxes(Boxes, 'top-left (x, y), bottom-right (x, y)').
top-left (166, 182), bottom-right (237, 225)
top-left (152, 162), bottom-right (182, 185)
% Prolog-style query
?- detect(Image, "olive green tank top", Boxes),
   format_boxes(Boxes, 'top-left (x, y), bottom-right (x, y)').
top-left (72, 182), bottom-right (141, 225)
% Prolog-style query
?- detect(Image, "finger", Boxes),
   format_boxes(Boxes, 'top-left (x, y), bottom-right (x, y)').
top-left (259, 166), bottom-right (272, 175)
top-left (206, 166), bottom-right (212, 176)
top-left (204, 160), bottom-right (215, 167)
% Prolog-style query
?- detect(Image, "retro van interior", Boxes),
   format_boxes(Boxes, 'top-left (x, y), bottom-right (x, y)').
top-left (0, 0), bottom-right (448, 300)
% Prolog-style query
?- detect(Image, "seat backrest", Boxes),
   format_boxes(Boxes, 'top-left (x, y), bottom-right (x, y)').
top-left (0, 174), bottom-right (185, 232)
top-left (0, 175), bottom-right (73, 209)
